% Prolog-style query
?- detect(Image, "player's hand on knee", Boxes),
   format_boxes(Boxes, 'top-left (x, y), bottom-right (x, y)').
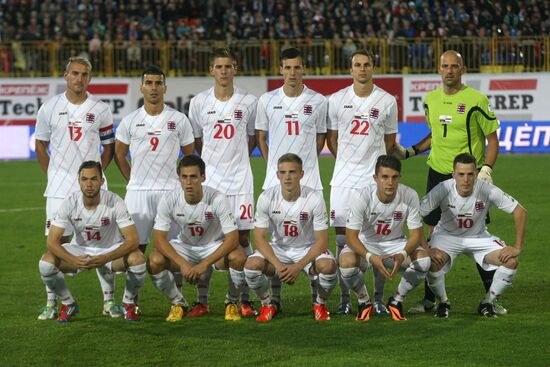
top-left (430, 250), bottom-right (447, 268)
top-left (498, 247), bottom-right (520, 264)
top-left (477, 165), bottom-right (493, 184)
top-left (73, 255), bottom-right (92, 269)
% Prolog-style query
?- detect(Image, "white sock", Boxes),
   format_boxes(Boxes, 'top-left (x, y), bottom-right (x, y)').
top-left (335, 234), bottom-right (350, 304)
top-left (427, 269), bottom-right (448, 303)
top-left (197, 267), bottom-right (212, 304)
top-left (484, 266), bottom-right (517, 303)
top-left (340, 267), bottom-right (370, 304)
top-left (45, 285), bottom-right (56, 306)
top-left (245, 268), bottom-right (271, 306)
top-left (316, 272), bottom-right (337, 305)
top-left (394, 257), bottom-right (430, 302)
top-left (39, 260), bottom-right (74, 305)
top-left (96, 267), bottom-right (115, 302)
top-left (227, 268), bottom-right (245, 303)
top-left (123, 263), bottom-right (146, 304)
top-left (151, 270), bottom-right (185, 305)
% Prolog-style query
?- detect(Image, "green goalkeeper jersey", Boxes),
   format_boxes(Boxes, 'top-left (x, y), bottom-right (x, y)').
top-left (424, 85), bottom-right (500, 174)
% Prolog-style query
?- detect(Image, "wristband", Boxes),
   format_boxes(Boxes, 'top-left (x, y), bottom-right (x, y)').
top-left (412, 145), bottom-right (420, 155)
top-left (483, 163), bottom-right (493, 169)
top-left (365, 252), bottom-right (372, 264)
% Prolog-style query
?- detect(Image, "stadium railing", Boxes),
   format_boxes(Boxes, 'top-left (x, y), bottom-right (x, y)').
top-left (0, 37), bottom-right (548, 77)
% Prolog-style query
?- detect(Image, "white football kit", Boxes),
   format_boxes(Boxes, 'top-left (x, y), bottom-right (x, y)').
top-left (255, 86), bottom-right (327, 191)
top-left (116, 105), bottom-right (194, 243)
top-left (345, 183), bottom-right (422, 256)
top-left (154, 186), bottom-right (238, 262)
top-left (328, 85), bottom-right (398, 226)
top-left (419, 179), bottom-right (518, 271)
top-left (35, 92), bottom-right (114, 234)
top-left (189, 87), bottom-right (257, 229)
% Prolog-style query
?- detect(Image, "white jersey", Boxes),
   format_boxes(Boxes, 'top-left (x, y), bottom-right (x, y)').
top-left (116, 105), bottom-right (194, 191)
top-left (154, 186), bottom-right (238, 247)
top-left (420, 179), bottom-right (518, 237)
top-left (255, 86), bottom-right (327, 190)
top-left (346, 183), bottom-right (422, 244)
top-left (328, 85), bottom-right (398, 188)
top-left (255, 185), bottom-right (328, 248)
top-left (189, 87), bottom-right (257, 195)
top-left (52, 190), bottom-right (134, 248)
top-left (35, 92), bottom-right (114, 198)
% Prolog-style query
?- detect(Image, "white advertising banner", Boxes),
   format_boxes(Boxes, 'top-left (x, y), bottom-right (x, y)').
top-left (403, 73), bottom-right (550, 122)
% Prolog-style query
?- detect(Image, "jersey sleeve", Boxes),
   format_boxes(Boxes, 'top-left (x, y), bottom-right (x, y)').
top-left (346, 190), bottom-right (367, 230)
top-left (311, 192), bottom-right (329, 231)
top-left (179, 114), bottom-right (195, 147)
top-left (246, 96), bottom-right (258, 136)
top-left (405, 189), bottom-right (423, 230)
top-left (255, 95), bottom-right (269, 131)
top-left (476, 94), bottom-right (500, 136)
top-left (153, 193), bottom-right (173, 231)
top-left (487, 184), bottom-right (518, 214)
top-left (115, 117), bottom-right (131, 145)
top-left (35, 104), bottom-right (52, 141)
top-left (51, 197), bottom-right (71, 229)
top-left (315, 97), bottom-right (328, 134)
top-left (114, 195), bottom-right (134, 229)
top-left (384, 97), bottom-right (398, 134)
top-left (327, 94), bottom-right (338, 131)
top-left (213, 194), bottom-right (238, 234)
top-left (419, 183), bottom-right (446, 217)
top-left (98, 105), bottom-right (115, 145)
top-left (253, 193), bottom-right (270, 229)
top-left (188, 96), bottom-right (203, 138)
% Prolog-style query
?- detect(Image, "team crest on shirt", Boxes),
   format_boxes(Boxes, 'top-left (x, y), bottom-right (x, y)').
top-left (167, 121), bottom-right (176, 131)
top-left (101, 217), bottom-right (110, 226)
top-left (86, 113), bottom-right (95, 123)
top-left (475, 201), bottom-right (485, 211)
top-left (369, 108), bottom-right (380, 120)
top-left (204, 211), bottom-right (214, 220)
top-left (304, 105), bottom-right (313, 115)
top-left (234, 110), bottom-right (243, 120)
top-left (457, 104), bottom-right (466, 114)
top-left (299, 212), bottom-right (309, 222)
top-left (393, 211), bottom-right (403, 221)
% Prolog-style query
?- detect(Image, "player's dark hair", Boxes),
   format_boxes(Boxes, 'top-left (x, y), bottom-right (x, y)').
top-left (280, 47), bottom-right (302, 63)
top-left (375, 155), bottom-right (401, 175)
top-left (177, 155), bottom-right (206, 175)
top-left (210, 48), bottom-right (236, 66)
top-left (453, 153), bottom-right (477, 168)
top-left (278, 153), bottom-right (303, 170)
top-left (78, 161), bottom-right (103, 177)
top-left (141, 65), bottom-right (166, 84)
top-left (350, 48), bottom-right (375, 68)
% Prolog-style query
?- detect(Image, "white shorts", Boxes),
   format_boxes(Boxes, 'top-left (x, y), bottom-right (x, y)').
top-left (340, 239), bottom-right (407, 257)
top-left (45, 197), bottom-right (73, 236)
top-left (170, 239), bottom-right (223, 266)
top-left (62, 242), bottom-right (122, 272)
top-left (249, 244), bottom-right (335, 276)
top-left (330, 186), bottom-right (362, 227)
top-left (226, 193), bottom-right (254, 231)
top-left (125, 190), bottom-right (177, 245)
top-left (429, 232), bottom-right (507, 272)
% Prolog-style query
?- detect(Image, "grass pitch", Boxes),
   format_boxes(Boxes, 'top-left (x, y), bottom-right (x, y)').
top-left (0, 155), bottom-right (549, 366)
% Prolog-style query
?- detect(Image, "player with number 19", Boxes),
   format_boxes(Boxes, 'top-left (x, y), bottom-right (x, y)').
top-left (115, 66), bottom-right (195, 253)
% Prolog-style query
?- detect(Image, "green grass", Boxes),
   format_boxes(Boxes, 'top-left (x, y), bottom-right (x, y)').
top-left (1, 156), bottom-right (549, 366)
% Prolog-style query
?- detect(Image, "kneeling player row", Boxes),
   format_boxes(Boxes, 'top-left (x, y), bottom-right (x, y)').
top-left (38, 153), bottom-right (526, 323)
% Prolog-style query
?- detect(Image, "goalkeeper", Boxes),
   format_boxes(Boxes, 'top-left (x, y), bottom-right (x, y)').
top-left (393, 50), bottom-right (502, 314)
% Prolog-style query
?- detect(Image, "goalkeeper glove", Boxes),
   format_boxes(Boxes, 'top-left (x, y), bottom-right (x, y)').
top-left (393, 143), bottom-right (418, 160)
top-left (478, 164), bottom-right (493, 184)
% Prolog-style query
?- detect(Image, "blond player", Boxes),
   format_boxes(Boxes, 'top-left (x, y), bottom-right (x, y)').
top-left (327, 49), bottom-right (398, 315)
top-left (188, 48), bottom-right (257, 317)
top-left (35, 56), bottom-right (118, 320)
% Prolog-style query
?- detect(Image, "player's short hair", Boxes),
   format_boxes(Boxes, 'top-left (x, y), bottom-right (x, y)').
top-left (453, 153), bottom-right (477, 168)
top-left (141, 65), bottom-right (166, 84)
top-left (277, 153), bottom-right (303, 170)
top-left (350, 49), bottom-right (375, 67)
top-left (209, 48), bottom-right (236, 66)
top-left (375, 155), bottom-right (401, 175)
top-left (280, 47), bottom-right (302, 64)
top-left (65, 56), bottom-right (92, 73)
top-left (78, 161), bottom-right (103, 177)
top-left (177, 155), bottom-right (206, 175)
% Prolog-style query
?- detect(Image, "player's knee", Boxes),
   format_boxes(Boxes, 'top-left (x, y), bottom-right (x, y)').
top-left (412, 257), bottom-right (431, 273)
top-left (39, 259), bottom-right (58, 276)
top-left (127, 250), bottom-right (145, 267)
top-left (228, 248), bottom-right (246, 269)
top-left (146, 250), bottom-right (166, 273)
top-left (504, 256), bottom-right (518, 269)
top-left (244, 256), bottom-right (264, 271)
top-left (315, 258), bottom-right (337, 275)
top-left (40, 251), bottom-right (56, 264)
top-left (338, 252), bottom-right (357, 268)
